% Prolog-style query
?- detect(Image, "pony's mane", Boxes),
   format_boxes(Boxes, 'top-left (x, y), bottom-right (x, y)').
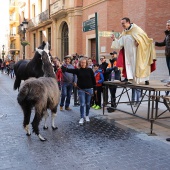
top-left (38, 41), bottom-right (46, 50)
top-left (32, 41), bottom-right (51, 62)
top-left (41, 50), bottom-right (56, 79)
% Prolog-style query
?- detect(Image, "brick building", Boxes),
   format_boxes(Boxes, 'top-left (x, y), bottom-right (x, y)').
top-left (16, 0), bottom-right (170, 62)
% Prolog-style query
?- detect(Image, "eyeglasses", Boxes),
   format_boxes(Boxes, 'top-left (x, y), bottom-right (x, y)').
top-left (100, 58), bottom-right (104, 60)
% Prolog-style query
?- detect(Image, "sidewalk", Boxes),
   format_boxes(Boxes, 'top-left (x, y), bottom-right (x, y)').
top-left (71, 85), bottom-right (170, 144)
top-left (91, 89), bottom-right (170, 144)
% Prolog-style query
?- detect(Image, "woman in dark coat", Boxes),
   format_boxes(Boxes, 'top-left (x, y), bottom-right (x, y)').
top-left (62, 57), bottom-right (96, 125)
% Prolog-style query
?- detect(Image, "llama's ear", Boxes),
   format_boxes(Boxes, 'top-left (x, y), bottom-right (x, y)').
top-left (36, 48), bottom-right (43, 55)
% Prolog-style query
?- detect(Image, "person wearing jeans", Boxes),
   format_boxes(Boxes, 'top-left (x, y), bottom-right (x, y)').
top-left (60, 55), bottom-right (77, 111)
top-left (132, 88), bottom-right (141, 107)
top-left (61, 57), bottom-right (96, 125)
top-left (127, 88), bottom-right (141, 107)
top-left (78, 88), bottom-right (93, 119)
top-left (60, 82), bottom-right (74, 110)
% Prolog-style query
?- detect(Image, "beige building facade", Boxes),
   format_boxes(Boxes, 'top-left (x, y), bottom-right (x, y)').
top-left (25, 0), bottom-right (83, 60)
top-left (9, 0), bottom-right (21, 61)
top-left (16, 0), bottom-right (170, 62)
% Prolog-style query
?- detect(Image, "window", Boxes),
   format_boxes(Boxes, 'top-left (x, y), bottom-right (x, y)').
top-left (39, 31), bottom-right (43, 44)
top-left (48, 27), bottom-right (51, 47)
top-left (32, 4), bottom-right (35, 17)
top-left (39, 0), bottom-right (42, 13)
top-left (33, 33), bottom-right (36, 51)
top-left (61, 22), bottom-right (69, 59)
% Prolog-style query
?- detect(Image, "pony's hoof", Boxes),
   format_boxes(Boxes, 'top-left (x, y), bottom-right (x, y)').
top-left (38, 134), bottom-right (47, 141)
top-left (26, 133), bottom-right (31, 136)
top-left (43, 126), bottom-right (48, 130)
top-left (52, 126), bottom-right (58, 130)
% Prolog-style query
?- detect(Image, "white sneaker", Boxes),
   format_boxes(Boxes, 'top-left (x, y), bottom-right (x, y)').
top-left (85, 116), bottom-right (90, 122)
top-left (79, 118), bottom-right (84, 125)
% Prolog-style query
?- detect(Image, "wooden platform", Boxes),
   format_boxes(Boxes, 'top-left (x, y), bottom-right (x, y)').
top-left (104, 80), bottom-right (170, 91)
top-left (103, 80), bottom-right (170, 134)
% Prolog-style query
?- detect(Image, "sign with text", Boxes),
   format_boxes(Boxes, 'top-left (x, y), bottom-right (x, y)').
top-left (99, 31), bottom-right (120, 38)
top-left (83, 17), bottom-right (95, 32)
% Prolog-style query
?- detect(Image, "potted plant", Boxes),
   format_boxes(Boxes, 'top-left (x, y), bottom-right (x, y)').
top-left (21, 40), bottom-right (30, 46)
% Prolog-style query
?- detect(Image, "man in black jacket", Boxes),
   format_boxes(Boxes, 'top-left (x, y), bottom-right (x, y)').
top-left (155, 20), bottom-right (170, 142)
top-left (105, 65), bottom-right (121, 113)
top-left (99, 56), bottom-right (108, 107)
top-left (155, 20), bottom-right (170, 79)
top-left (99, 56), bottom-right (108, 81)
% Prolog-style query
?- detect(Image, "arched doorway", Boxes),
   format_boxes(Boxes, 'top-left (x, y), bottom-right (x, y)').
top-left (61, 22), bottom-right (69, 59)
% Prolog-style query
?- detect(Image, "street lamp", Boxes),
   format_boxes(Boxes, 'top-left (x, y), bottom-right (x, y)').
top-left (20, 19), bottom-right (28, 60)
top-left (2, 45), bottom-right (5, 61)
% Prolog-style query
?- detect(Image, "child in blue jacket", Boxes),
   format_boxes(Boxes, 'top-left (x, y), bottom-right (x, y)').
top-left (92, 64), bottom-right (104, 109)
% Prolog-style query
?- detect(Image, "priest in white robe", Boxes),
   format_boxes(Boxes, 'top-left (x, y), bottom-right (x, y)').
top-left (111, 17), bottom-right (156, 84)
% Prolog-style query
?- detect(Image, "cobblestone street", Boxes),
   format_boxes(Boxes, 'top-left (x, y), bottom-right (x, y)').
top-left (1, 73), bottom-right (170, 170)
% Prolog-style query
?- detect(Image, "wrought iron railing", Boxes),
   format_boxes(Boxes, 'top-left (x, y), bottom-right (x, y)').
top-left (28, 9), bottom-right (49, 29)
top-left (10, 34), bottom-right (16, 36)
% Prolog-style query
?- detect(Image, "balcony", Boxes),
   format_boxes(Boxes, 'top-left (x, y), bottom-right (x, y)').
top-left (28, 9), bottom-right (50, 29)
top-left (10, 34), bottom-right (17, 40)
top-left (50, 0), bottom-right (66, 18)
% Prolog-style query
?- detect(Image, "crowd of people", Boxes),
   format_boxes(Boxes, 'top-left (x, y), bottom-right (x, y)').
top-left (0, 59), bottom-right (15, 78)
top-left (52, 52), bottom-right (121, 125)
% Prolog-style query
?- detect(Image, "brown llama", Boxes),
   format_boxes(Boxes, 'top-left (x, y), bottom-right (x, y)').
top-left (17, 49), bottom-right (60, 141)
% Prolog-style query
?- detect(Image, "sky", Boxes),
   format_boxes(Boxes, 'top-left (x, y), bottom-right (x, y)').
top-left (0, 0), bottom-right (9, 56)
